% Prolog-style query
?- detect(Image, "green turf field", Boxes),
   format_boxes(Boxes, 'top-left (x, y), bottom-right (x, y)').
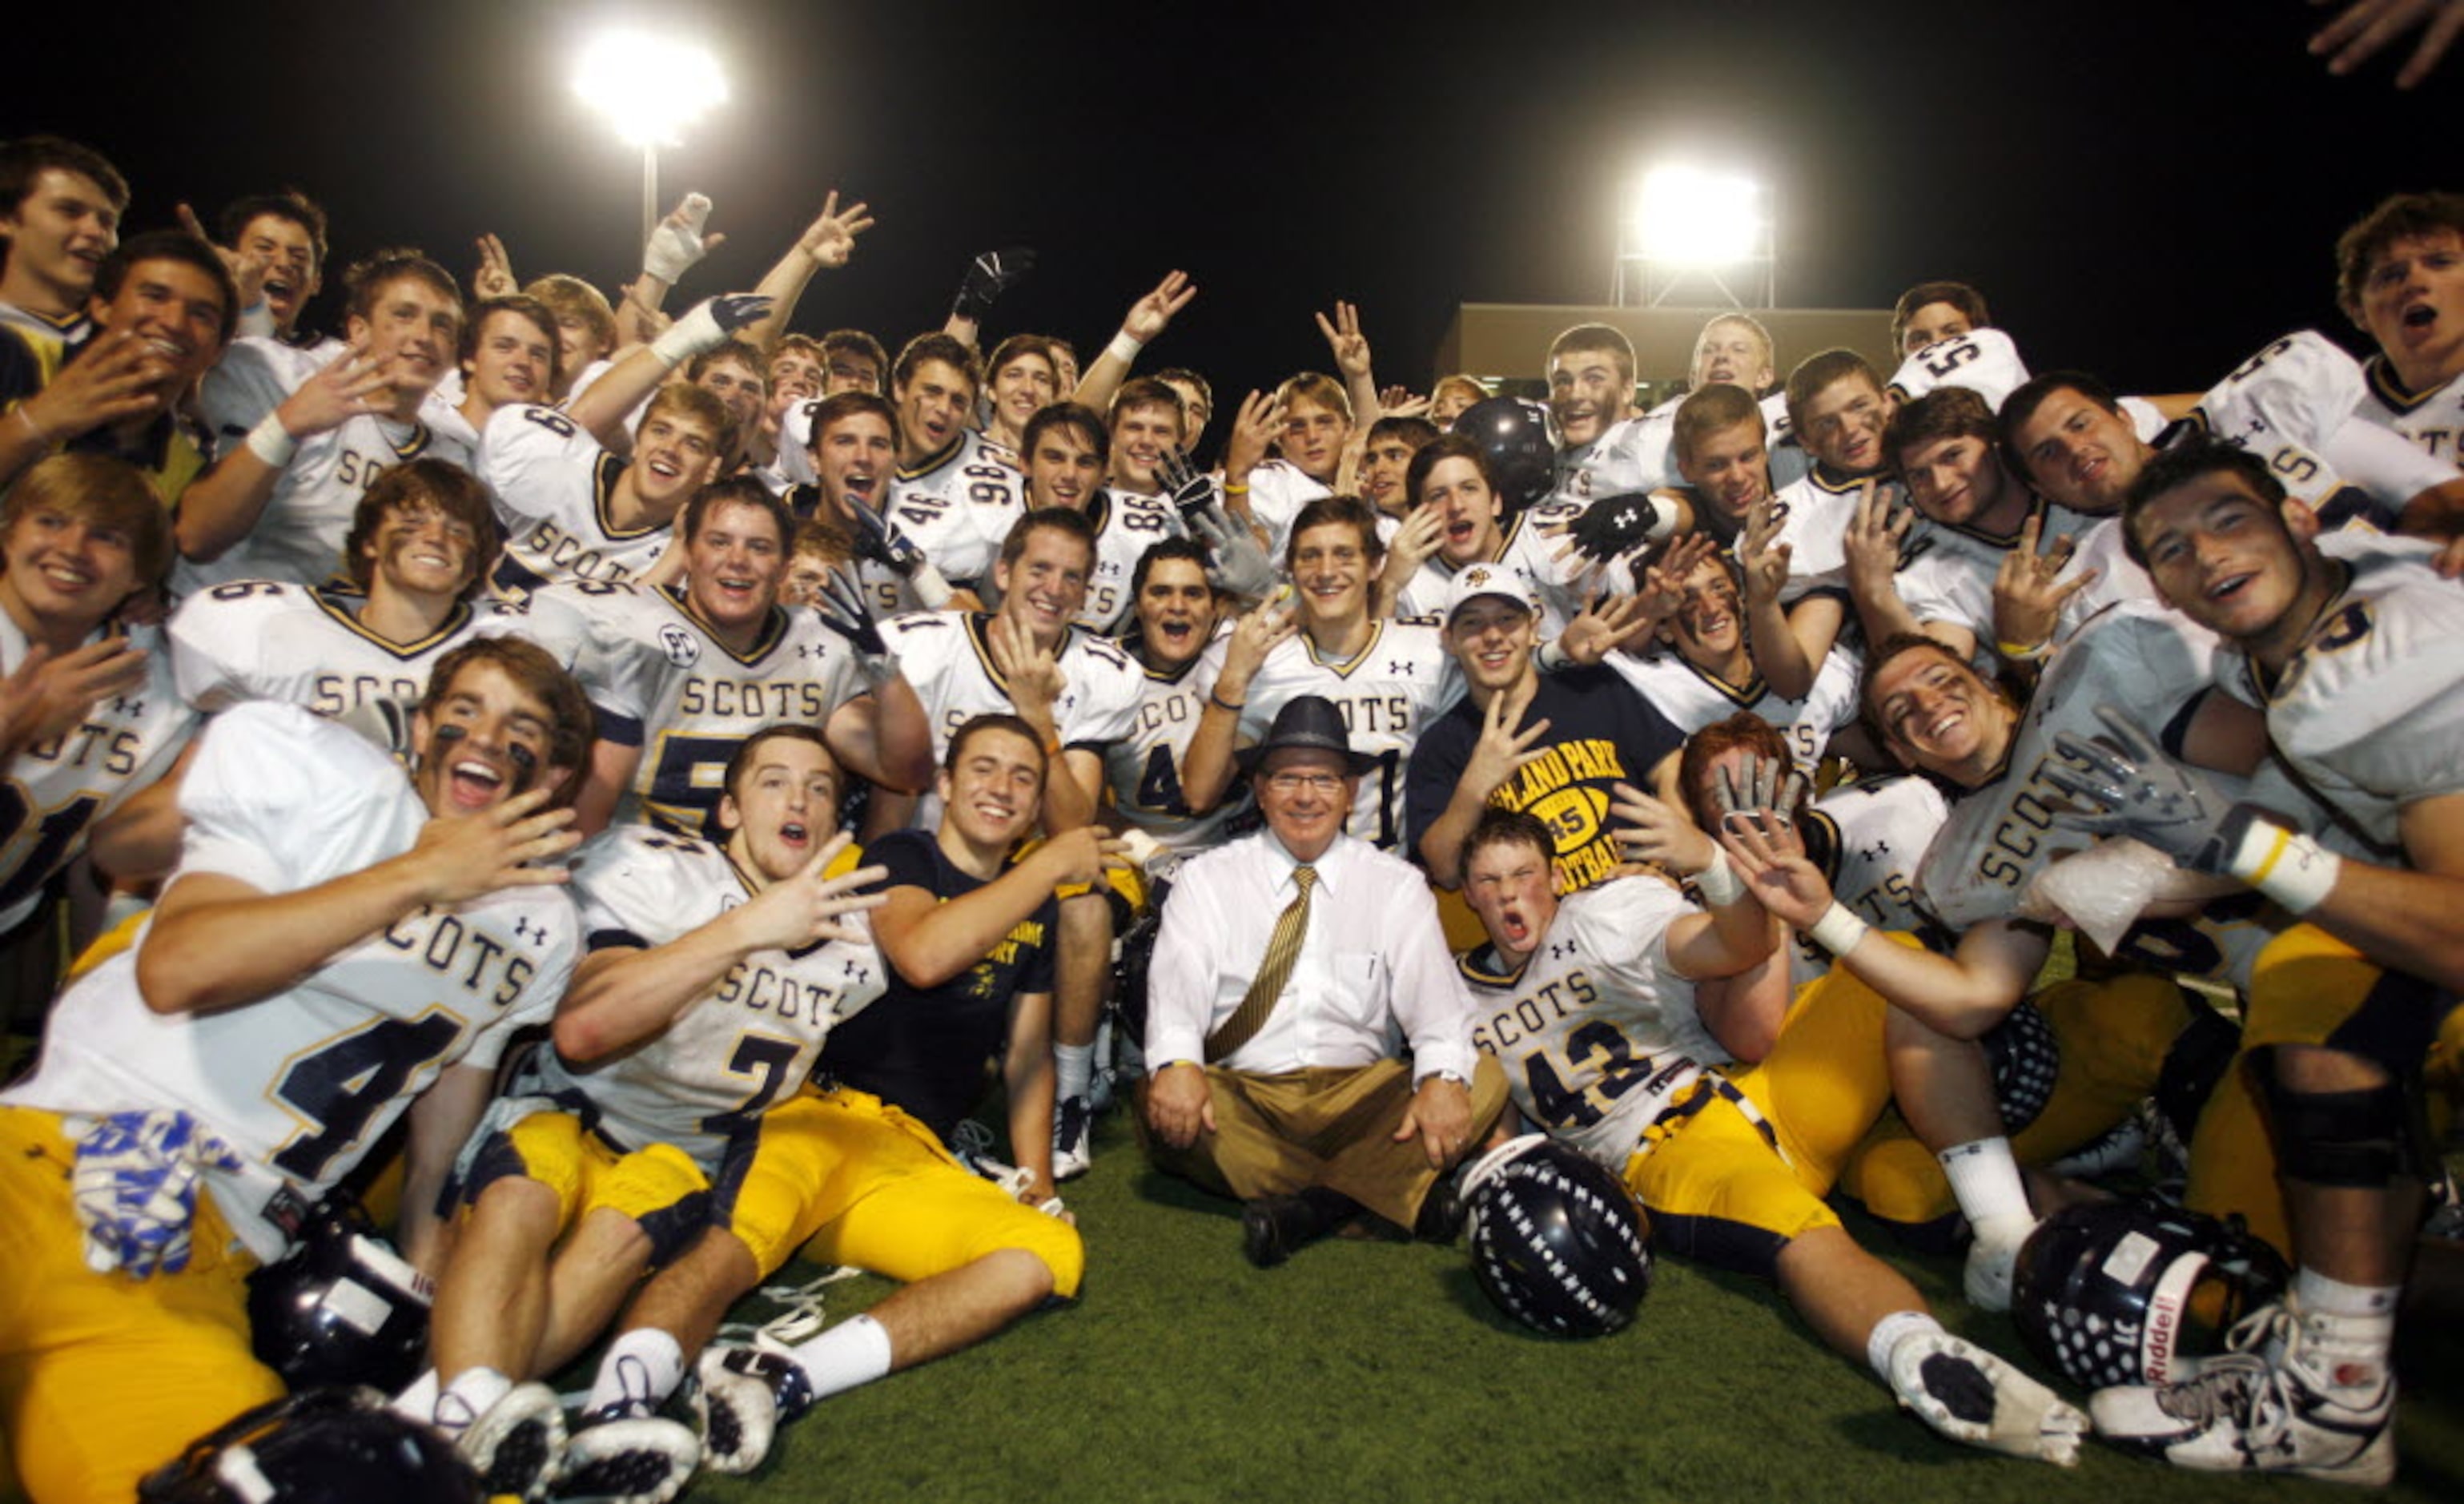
top-left (674, 1107), bottom-right (2464, 1504)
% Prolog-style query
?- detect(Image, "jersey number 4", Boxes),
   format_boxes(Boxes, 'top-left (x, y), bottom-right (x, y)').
top-left (269, 1011), bottom-right (464, 1183)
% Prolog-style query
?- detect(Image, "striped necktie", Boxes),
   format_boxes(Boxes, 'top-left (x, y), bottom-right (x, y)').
top-left (1204, 864), bottom-right (1317, 1063)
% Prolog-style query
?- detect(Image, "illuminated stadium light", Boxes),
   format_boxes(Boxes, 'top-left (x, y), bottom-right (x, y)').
top-left (1634, 167), bottom-right (1763, 266)
top-left (1613, 163), bottom-right (1775, 309)
top-left (573, 30), bottom-right (729, 243)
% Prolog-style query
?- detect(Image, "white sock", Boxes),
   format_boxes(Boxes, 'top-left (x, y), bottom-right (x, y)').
top-left (2293, 1269), bottom-right (2398, 1393)
top-left (2294, 1267), bottom-right (2399, 1322)
top-left (436, 1367), bottom-right (512, 1437)
top-left (1866, 1309), bottom-right (1943, 1384)
top-left (786, 1313), bottom-right (894, 1401)
top-left (1055, 1043), bottom-right (1094, 1104)
top-left (585, 1329), bottom-right (687, 1414)
top-left (392, 1369), bottom-right (441, 1426)
top-left (1938, 1137), bottom-right (2032, 1241)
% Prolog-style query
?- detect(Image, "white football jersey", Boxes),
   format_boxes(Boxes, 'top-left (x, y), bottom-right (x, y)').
top-left (1079, 489), bottom-right (1187, 633)
top-left (168, 581), bottom-right (529, 744)
top-left (2352, 356), bottom-right (2464, 464)
top-left (1, 703), bottom-right (577, 1260)
top-left (478, 403), bottom-right (671, 601)
top-left (1242, 458), bottom-right (1333, 561)
top-left (891, 430), bottom-right (1027, 557)
top-left (1552, 416), bottom-right (1677, 509)
top-left (1104, 648), bottom-right (1242, 873)
top-left (1457, 875), bottom-right (1728, 1168)
top-left (881, 609), bottom-right (1146, 830)
top-left (1768, 466), bottom-right (1893, 601)
top-left (583, 586), bottom-right (866, 834)
top-left (1886, 328), bottom-right (2032, 411)
top-left (182, 337), bottom-right (472, 593)
top-left (1604, 644), bottom-right (1859, 774)
top-left (539, 827), bottom-right (886, 1165)
top-left (0, 615), bottom-right (194, 932)
top-left (1393, 500), bottom-right (1596, 637)
top-left (1917, 598), bottom-right (2222, 931)
top-left (1891, 499), bottom-right (2150, 652)
top-left (1224, 618), bottom-right (1462, 851)
top-left (2191, 332), bottom-right (2459, 523)
top-left (2218, 544), bottom-right (2464, 854)
top-left (1789, 774), bottom-right (1952, 988)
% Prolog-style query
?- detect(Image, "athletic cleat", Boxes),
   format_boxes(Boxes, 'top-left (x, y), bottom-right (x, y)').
top-left (690, 1345), bottom-right (818, 1475)
top-left (551, 1401), bottom-right (701, 1504)
top-left (1052, 1094), bottom-right (1094, 1181)
top-left (1889, 1329), bottom-right (2087, 1466)
top-left (454, 1381), bottom-right (565, 1501)
top-left (2047, 1116), bottom-right (2145, 1180)
top-left (2089, 1302), bottom-right (2395, 1485)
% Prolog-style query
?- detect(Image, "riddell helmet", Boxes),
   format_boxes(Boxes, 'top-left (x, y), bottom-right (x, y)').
top-left (2012, 1198), bottom-right (2289, 1390)
top-left (140, 1386), bottom-right (481, 1503)
top-left (247, 1197), bottom-right (435, 1392)
top-left (1465, 1134), bottom-right (1653, 1337)
top-left (1453, 396), bottom-right (1556, 513)
top-left (1981, 997), bottom-right (2060, 1135)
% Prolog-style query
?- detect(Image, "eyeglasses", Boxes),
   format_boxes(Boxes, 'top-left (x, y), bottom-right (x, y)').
top-left (1264, 771), bottom-right (1346, 794)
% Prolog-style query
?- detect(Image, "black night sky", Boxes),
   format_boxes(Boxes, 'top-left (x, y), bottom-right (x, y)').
top-left (8, 1), bottom-right (2454, 424)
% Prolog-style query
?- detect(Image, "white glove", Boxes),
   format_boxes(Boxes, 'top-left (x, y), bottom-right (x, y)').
top-left (643, 191), bottom-right (717, 284)
top-left (71, 1108), bottom-right (245, 1277)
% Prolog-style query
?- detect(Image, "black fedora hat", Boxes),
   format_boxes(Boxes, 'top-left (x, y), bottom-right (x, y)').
top-left (1235, 694), bottom-right (1380, 778)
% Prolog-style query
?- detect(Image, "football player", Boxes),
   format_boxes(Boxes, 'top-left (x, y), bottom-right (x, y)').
top-left (1103, 538), bottom-right (1241, 875)
top-left (585, 718), bottom-right (1103, 1482)
top-left (1224, 371), bottom-right (1349, 557)
top-left (574, 477), bottom-right (931, 837)
top-left (525, 273), bottom-right (619, 403)
top-left (1454, 806), bottom-right (2088, 1466)
top-left (209, 190), bottom-right (328, 346)
top-left (0, 228), bottom-right (235, 503)
top-left (789, 389), bottom-right (987, 614)
top-left (886, 332), bottom-right (1027, 549)
top-left (1357, 412), bottom-right (1439, 522)
top-left (483, 382), bottom-right (733, 601)
top-left (444, 296), bottom-right (560, 446)
top-left (981, 333), bottom-right (1058, 454)
top-left (1406, 568), bottom-right (1682, 893)
top-left (1035, 393), bottom-right (1180, 633)
top-left (0, 453), bottom-right (195, 947)
top-left (407, 726), bottom-right (886, 1498)
top-left (1378, 433), bottom-right (1596, 633)
top-left (2056, 440), bottom-right (2464, 1481)
top-left (881, 507), bottom-right (1144, 1176)
top-left (1546, 322), bottom-right (1667, 506)
top-left (1747, 348), bottom-right (1899, 698)
top-left (0, 135), bottom-right (127, 345)
top-left (1181, 495), bottom-right (1461, 855)
top-left (0, 636), bottom-right (589, 1502)
top-left (1890, 280), bottom-right (1992, 360)
top-left (168, 458), bottom-right (525, 746)
top-left (2337, 191), bottom-right (2464, 463)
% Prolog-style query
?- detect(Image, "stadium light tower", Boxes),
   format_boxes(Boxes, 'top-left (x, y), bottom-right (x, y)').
top-left (1612, 164), bottom-right (1775, 309)
top-left (573, 29), bottom-right (729, 246)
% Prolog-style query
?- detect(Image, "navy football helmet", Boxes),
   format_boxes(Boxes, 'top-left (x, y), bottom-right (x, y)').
top-left (1465, 1134), bottom-right (1653, 1337)
top-left (140, 1386), bottom-right (480, 1503)
top-left (1451, 396), bottom-right (1557, 513)
top-left (247, 1196), bottom-right (433, 1392)
top-left (2012, 1198), bottom-right (2289, 1390)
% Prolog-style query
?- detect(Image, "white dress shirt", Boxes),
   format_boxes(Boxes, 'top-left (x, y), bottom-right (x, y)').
top-left (1144, 827), bottom-right (1478, 1084)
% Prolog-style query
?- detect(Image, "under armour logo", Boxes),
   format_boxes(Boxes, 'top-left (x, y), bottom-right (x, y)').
top-left (1549, 940), bottom-right (1577, 961)
top-left (1388, 660), bottom-right (1413, 676)
top-left (1859, 840), bottom-right (1891, 862)
top-left (842, 960), bottom-right (871, 987)
top-left (797, 642), bottom-right (829, 658)
top-left (107, 696), bottom-right (144, 717)
top-left (512, 917), bottom-right (547, 945)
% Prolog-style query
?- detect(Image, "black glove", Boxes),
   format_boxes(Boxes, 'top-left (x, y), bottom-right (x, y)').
top-left (1562, 492), bottom-right (1678, 563)
top-left (850, 505), bottom-right (927, 577)
top-left (952, 246), bottom-right (1035, 323)
top-left (2046, 705), bottom-right (2254, 874)
top-left (812, 569), bottom-right (896, 682)
top-left (1156, 446), bottom-right (1216, 518)
top-left (709, 292), bottom-right (773, 334)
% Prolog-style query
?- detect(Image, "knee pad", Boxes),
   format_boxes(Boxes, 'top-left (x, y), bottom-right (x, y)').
top-left (2153, 999), bottom-right (2243, 1148)
top-left (2255, 1069), bottom-right (2424, 1188)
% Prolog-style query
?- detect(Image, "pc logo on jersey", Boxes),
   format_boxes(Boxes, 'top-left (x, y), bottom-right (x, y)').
top-left (659, 624), bottom-right (701, 669)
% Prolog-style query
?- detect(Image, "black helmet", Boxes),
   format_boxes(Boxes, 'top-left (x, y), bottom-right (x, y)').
top-left (1465, 1134), bottom-right (1653, 1337)
top-left (247, 1196), bottom-right (434, 1392)
top-left (141, 1386), bottom-right (481, 1503)
top-left (1452, 396), bottom-right (1557, 513)
top-left (2012, 1198), bottom-right (2289, 1390)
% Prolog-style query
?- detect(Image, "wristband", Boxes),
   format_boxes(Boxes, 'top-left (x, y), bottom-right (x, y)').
top-left (2224, 815), bottom-right (2341, 917)
top-left (1042, 732), bottom-right (1065, 757)
top-left (909, 560), bottom-right (955, 610)
top-left (1223, 481), bottom-right (1250, 497)
top-left (1692, 847), bottom-right (1745, 907)
top-left (1106, 331), bottom-right (1144, 364)
top-left (1807, 901), bottom-right (1871, 956)
top-left (1996, 637), bottom-right (2053, 663)
top-left (247, 412), bottom-right (299, 468)
top-left (1536, 641), bottom-right (1574, 674)
top-left (1208, 689), bottom-right (1244, 714)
